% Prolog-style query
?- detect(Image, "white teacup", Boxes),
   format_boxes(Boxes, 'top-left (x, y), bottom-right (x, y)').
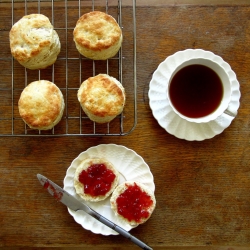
top-left (167, 57), bottom-right (232, 123)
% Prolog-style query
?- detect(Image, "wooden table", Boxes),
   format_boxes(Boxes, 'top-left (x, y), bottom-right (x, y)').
top-left (0, 1), bottom-right (250, 249)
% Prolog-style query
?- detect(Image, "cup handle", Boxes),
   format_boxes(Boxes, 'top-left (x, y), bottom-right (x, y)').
top-left (223, 106), bottom-right (237, 117)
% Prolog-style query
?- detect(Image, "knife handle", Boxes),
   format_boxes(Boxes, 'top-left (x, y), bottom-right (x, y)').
top-left (94, 212), bottom-right (153, 250)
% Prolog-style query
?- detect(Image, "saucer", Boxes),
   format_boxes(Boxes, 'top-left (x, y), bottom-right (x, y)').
top-left (148, 49), bottom-right (241, 141)
top-left (63, 144), bottom-right (155, 235)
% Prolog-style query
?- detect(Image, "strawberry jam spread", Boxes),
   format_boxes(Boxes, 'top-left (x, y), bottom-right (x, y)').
top-left (116, 182), bottom-right (153, 223)
top-left (79, 163), bottom-right (116, 197)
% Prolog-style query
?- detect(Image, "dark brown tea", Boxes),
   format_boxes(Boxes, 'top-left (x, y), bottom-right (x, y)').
top-left (169, 64), bottom-right (223, 118)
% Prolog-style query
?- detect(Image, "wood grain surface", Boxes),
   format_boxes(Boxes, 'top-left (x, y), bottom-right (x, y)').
top-left (0, 1), bottom-right (250, 249)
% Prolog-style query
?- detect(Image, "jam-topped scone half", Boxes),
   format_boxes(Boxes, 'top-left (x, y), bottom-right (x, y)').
top-left (74, 158), bottom-right (119, 202)
top-left (110, 181), bottom-right (156, 226)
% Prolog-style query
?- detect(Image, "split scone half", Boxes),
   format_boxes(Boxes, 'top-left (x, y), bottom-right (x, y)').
top-left (110, 181), bottom-right (156, 226)
top-left (74, 158), bottom-right (119, 202)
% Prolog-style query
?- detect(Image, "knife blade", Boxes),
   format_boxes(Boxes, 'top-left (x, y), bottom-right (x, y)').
top-left (37, 174), bottom-right (153, 250)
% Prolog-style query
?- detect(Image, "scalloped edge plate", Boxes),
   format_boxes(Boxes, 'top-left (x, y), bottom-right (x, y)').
top-left (148, 49), bottom-right (241, 141)
top-left (63, 144), bottom-right (155, 235)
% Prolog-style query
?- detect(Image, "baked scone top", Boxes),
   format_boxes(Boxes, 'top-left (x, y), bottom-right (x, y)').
top-left (78, 74), bottom-right (125, 117)
top-left (18, 80), bottom-right (64, 130)
top-left (9, 14), bottom-right (60, 69)
top-left (73, 11), bottom-right (122, 51)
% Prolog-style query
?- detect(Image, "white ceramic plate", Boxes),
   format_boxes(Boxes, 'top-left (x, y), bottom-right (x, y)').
top-left (148, 49), bottom-right (241, 141)
top-left (63, 144), bottom-right (155, 235)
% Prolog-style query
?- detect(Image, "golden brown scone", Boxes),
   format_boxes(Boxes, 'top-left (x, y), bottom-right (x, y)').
top-left (74, 158), bottom-right (119, 202)
top-left (110, 181), bottom-right (156, 226)
top-left (9, 14), bottom-right (60, 70)
top-left (73, 11), bottom-right (122, 60)
top-left (77, 74), bottom-right (125, 123)
top-left (18, 80), bottom-right (65, 130)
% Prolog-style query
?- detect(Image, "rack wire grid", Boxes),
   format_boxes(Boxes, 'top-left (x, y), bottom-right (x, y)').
top-left (0, 0), bottom-right (137, 136)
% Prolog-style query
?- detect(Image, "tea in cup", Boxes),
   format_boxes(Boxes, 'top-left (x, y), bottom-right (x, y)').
top-left (167, 58), bottom-right (232, 123)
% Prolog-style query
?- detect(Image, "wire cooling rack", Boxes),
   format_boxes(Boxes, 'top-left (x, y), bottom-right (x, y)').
top-left (0, 0), bottom-right (136, 136)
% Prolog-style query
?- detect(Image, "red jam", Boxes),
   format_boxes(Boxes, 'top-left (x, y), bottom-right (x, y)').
top-left (78, 163), bottom-right (116, 197)
top-left (43, 180), bottom-right (63, 201)
top-left (116, 183), bottom-right (153, 223)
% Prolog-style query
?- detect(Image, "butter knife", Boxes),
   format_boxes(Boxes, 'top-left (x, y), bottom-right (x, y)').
top-left (37, 174), bottom-right (153, 250)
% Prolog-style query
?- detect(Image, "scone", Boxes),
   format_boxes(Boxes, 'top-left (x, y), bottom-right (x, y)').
top-left (73, 11), bottom-right (122, 60)
top-left (77, 74), bottom-right (126, 123)
top-left (74, 158), bottom-right (119, 202)
top-left (18, 80), bottom-right (65, 130)
top-left (9, 14), bottom-right (60, 70)
top-left (110, 181), bottom-right (156, 226)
